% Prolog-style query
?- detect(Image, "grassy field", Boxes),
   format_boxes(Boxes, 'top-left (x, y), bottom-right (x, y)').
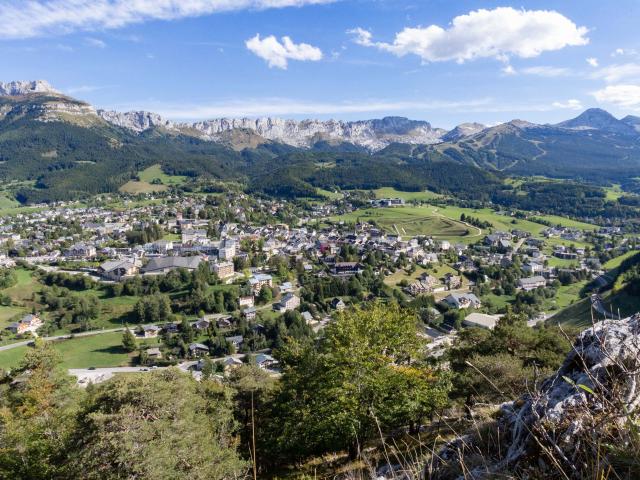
top-left (119, 164), bottom-right (188, 194)
top-left (533, 214), bottom-right (597, 231)
top-left (0, 331), bottom-right (137, 370)
top-left (331, 206), bottom-right (473, 240)
top-left (316, 188), bottom-right (343, 200)
top-left (603, 250), bottom-right (638, 270)
top-left (0, 305), bottom-right (26, 329)
top-left (1, 269), bottom-right (40, 305)
top-left (371, 187), bottom-right (443, 202)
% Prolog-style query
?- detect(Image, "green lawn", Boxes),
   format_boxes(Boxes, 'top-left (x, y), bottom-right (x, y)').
top-left (1, 268), bottom-right (40, 305)
top-left (0, 331), bottom-right (137, 370)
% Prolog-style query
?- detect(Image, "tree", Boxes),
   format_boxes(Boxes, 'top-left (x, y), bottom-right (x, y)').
top-left (66, 369), bottom-right (247, 479)
top-left (0, 339), bottom-right (82, 479)
top-left (267, 302), bottom-right (451, 460)
top-left (121, 328), bottom-right (137, 352)
top-left (257, 286), bottom-right (272, 305)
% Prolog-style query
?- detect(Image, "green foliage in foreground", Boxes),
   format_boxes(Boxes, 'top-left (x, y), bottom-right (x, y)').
top-left (263, 302), bottom-right (451, 461)
top-left (0, 340), bottom-right (247, 480)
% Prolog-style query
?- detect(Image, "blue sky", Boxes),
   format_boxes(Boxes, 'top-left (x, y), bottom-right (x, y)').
top-left (1, 0), bottom-right (639, 128)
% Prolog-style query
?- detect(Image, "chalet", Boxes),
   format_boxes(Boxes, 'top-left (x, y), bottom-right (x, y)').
top-left (225, 335), bottom-right (244, 349)
top-left (141, 324), bottom-right (161, 338)
top-left (444, 273), bottom-right (462, 290)
top-left (216, 316), bottom-right (234, 328)
top-left (7, 314), bottom-right (42, 334)
top-left (331, 298), bottom-right (346, 311)
top-left (274, 293), bottom-right (300, 313)
top-left (193, 318), bottom-right (211, 331)
top-left (242, 307), bottom-right (257, 321)
top-left (443, 293), bottom-right (481, 310)
top-left (188, 343), bottom-right (209, 356)
top-left (279, 281), bottom-right (294, 293)
top-left (518, 276), bottom-right (547, 291)
top-left (522, 261), bottom-right (544, 275)
top-left (146, 347), bottom-right (162, 359)
top-left (65, 243), bottom-right (96, 259)
top-left (255, 353), bottom-right (279, 370)
top-left (98, 259), bottom-right (139, 281)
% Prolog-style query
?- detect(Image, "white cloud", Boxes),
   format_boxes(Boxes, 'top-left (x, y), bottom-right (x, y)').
top-left (591, 63), bottom-right (640, 83)
top-left (593, 84), bottom-right (640, 109)
top-left (346, 27), bottom-right (373, 47)
top-left (586, 57), bottom-right (598, 67)
top-left (0, 0), bottom-right (337, 39)
top-left (501, 65), bottom-right (516, 75)
top-left (612, 48), bottom-right (637, 57)
top-left (520, 66), bottom-right (571, 77)
top-left (85, 37), bottom-right (106, 48)
top-left (552, 99), bottom-right (583, 110)
top-left (349, 7), bottom-right (588, 63)
top-left (245, 34), bottom-right (322, 69)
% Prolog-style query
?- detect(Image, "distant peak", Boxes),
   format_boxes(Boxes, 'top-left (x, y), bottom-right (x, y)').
top-left (556, 108), bottom-right (637, 135)
top-left (0, 80), bottom-right (59, 97)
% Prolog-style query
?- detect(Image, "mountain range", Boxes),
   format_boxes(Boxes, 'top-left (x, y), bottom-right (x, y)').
top-left (1, 80), bottom-right (640, 203)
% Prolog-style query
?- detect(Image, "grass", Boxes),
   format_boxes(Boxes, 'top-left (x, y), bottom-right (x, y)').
top-left (604, 250), bottom-right (638, 270)
top-left (0, 305), bottom-right (26, 329)
top-left (119, 164), bottom-right (188, 194)
top-left (1, 269), bottom-right (39, 305)
top-left (384, 265), bottom-right (429, 286)
top-left (316, 188), bottom-right (343, 200)
top-left (371, 187), bottom-right (443, 202)
top-left (0, 331), bottom-right (137, 370)
top-left (331, 206), bottom-right (473, 240)
top-left (138, 164), bottom-right (187, 186)
top-left (533, 214), bottom-right (597, 231)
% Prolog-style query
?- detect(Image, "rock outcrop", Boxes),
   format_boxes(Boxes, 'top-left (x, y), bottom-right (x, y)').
top-left (0, 80), bottom-right (59, 96)
top-left (429, 314), bottom-right (640, 479)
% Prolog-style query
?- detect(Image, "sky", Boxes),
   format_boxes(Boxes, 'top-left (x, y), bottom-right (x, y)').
top-left (1, 0), bottom-right (639, 128)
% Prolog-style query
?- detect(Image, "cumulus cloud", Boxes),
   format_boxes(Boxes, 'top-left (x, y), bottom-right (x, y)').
top-left (593, 84), bottom-right (640, 109)
top-left (591, 63), bottom-right (640, 83)
top-left (245, 34), bottom-right (322, 69)
top-left (0, 0), bottom-right (337, 39)
top-left (586, 57), bottom-right (598, 67)
top-left (552, 99), bottom-right (583, 110)
top-left (349, 7), bottom-right (588, 63)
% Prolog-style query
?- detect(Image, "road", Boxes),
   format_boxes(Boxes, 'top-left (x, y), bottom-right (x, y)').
top-left (0, 327), bottom-right (126, 352)
top-left (68, 354), bottom-right (248, 385)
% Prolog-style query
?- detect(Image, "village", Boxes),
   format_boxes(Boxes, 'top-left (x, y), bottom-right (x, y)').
top-left (0, 189), bottom-right (636, 383)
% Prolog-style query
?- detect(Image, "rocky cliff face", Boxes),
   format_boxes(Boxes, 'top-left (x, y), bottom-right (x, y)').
top-left (94, 111), bottom-right (446, 150)
top-left (0, 80), bottom-right (59, 96)
top-left (430, 314), bottom-right (640, 479)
